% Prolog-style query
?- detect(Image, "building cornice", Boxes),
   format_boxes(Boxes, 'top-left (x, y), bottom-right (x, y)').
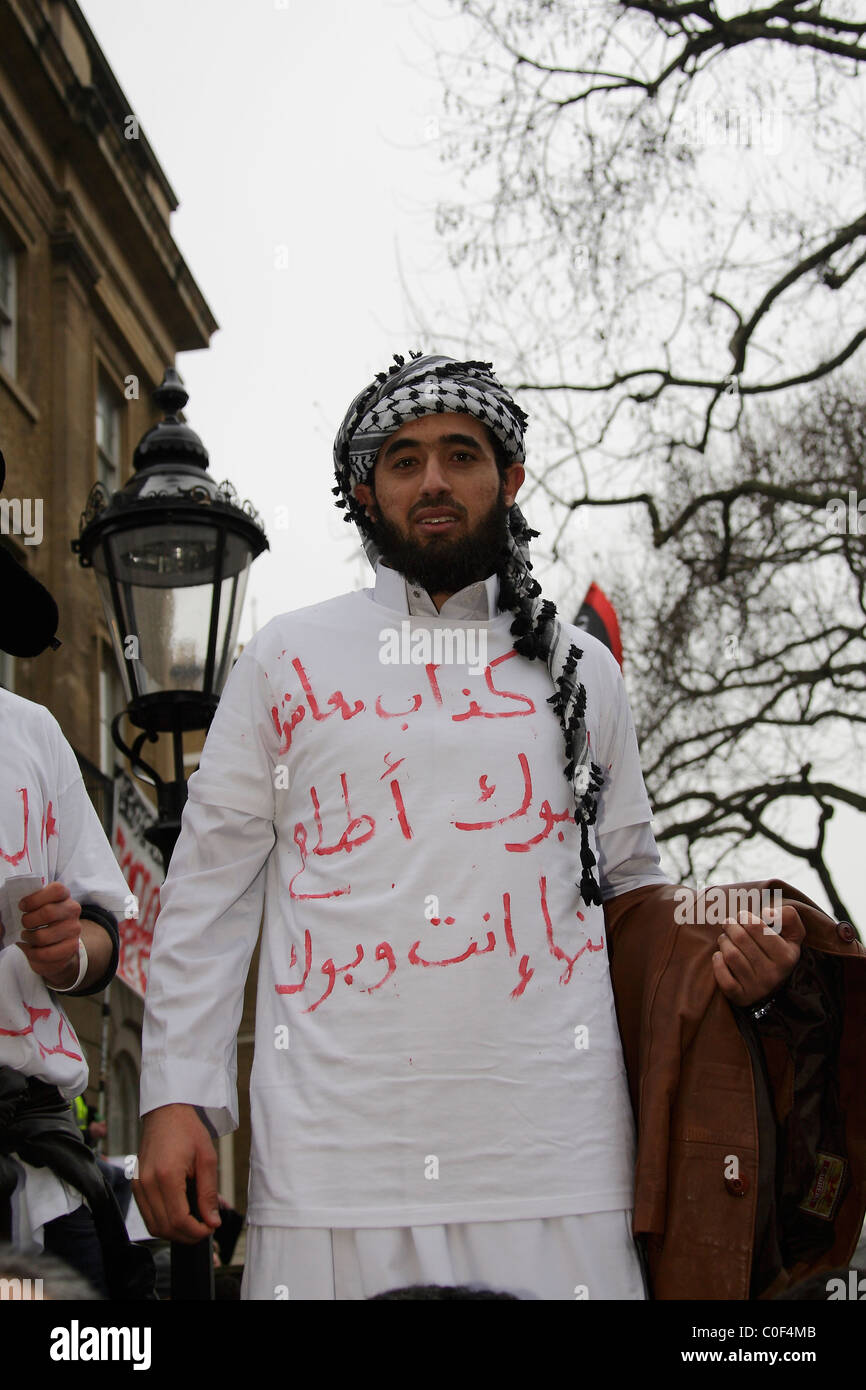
top-left (1, 0), bottom-right (218, 350)
top-left (50, 224), bottom-right (101, 290)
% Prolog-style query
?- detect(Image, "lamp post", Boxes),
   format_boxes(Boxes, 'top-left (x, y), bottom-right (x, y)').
top-left (73, 367), bottom-right (268, 866)
top-left (73, 366), bottom-right (269, 1300)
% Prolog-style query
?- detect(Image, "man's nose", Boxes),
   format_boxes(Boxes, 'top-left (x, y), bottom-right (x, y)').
top-left (417, 452), bottom-right (451, 494)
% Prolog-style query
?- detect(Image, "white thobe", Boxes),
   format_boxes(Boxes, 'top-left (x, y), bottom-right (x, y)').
top-left (142, 567), bottom-right (669, 1299)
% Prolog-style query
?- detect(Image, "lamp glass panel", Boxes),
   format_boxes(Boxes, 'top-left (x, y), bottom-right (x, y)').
top-left (95, 523), bottom-right (255, 698)
top-left (94, 569), bottom-right (137, 704)
top-left (212, 564), bottom-right (251, 695)
top-left (103, 522), bottom-right (221, 591)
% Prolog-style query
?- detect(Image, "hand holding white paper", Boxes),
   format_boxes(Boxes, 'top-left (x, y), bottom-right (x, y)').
top-left (0, 873), bottom-right (44, 950)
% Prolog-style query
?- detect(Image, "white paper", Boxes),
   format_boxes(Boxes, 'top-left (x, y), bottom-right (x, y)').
top-left (0, 873), bottom-right (44, 949)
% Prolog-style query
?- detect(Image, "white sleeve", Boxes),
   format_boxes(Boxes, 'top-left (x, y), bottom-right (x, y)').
top-left (574, 635), bottom-right (672, 899)
top-left (48, 716), bottom-right (131, 918)
top-left (139, 645), bottom-right (278, 1135)
top-left (591, 642), bottom-right (655, 835)
top-left (596, 821), bottom-right (672, 902)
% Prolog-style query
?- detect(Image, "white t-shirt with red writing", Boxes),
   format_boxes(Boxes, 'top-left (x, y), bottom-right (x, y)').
top-left (0, 689), bottom-right (134, 1246)
top-left (0, 689), bottom-right (130, 1099)
top-left (142, 565), bottom-right (661, 1228)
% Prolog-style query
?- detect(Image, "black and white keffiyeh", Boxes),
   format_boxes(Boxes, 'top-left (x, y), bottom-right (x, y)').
top-left (333, 352), bottom-right (605, 906)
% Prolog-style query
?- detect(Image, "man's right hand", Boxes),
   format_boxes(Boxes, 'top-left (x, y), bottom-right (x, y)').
top-left (133, 1104), bottom-right (222, 1243)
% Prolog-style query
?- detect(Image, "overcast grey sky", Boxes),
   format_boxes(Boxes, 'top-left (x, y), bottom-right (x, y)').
top-left (81, 0), bottom-right (473, 628)
top-left (77, 0), bottom-right (862, 922)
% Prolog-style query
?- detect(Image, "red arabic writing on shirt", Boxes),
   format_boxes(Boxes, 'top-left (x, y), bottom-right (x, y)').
top-left (0, 788), bottom-right (31, 869)
top-left (270, 651), bottom-right (537, 754)
top-left (286, 749), bottom-right (573, 902)
top-left (0, 999), bottom-right (84, 1061)
top-left (274, 873), bottom-right (603, 1013)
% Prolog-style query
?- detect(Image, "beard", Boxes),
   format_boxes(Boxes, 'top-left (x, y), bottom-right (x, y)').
top-left (365, 484), bottom-right (512, 595)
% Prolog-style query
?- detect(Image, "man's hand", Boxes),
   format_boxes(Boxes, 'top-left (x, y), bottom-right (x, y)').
top-left (713, 905), bottom-right (804, 1008)
top-left (16, 882), bottom-right (82, 989)
top-left (133, 1104), bottom-right (222, 1244)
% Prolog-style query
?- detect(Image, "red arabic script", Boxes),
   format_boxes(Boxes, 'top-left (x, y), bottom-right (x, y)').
top-left (273, 875), bottom-right (603, 1012)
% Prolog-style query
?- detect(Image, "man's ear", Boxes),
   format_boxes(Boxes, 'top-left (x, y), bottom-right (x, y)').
top-left (354, 482), bottom-right (376, 517)
top-left (503, 463), bottom-right (525, 508)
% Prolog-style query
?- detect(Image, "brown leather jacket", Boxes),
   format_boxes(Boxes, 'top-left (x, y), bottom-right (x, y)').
top-left (606, 879), bottom-right (866, 1300)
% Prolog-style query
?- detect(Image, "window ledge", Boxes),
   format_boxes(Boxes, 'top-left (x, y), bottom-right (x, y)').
top-left (0, 365), bottom-right (39, 423)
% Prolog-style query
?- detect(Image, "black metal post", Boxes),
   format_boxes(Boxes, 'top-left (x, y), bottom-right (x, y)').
top-left (73, 368), bottom-right (270, 1302)
top-left (111, 712), bottom-right (215, 1301)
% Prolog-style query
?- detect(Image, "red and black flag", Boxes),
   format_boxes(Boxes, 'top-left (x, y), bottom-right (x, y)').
top-left (574, 582), bottom-right (623, 669)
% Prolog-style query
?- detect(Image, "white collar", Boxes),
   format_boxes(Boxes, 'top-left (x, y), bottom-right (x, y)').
top-left (372, 560), bottom-right (501, 620)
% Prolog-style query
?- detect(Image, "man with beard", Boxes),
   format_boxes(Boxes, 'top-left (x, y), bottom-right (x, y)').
top-left (135, 354), bottom-right (803, 1300)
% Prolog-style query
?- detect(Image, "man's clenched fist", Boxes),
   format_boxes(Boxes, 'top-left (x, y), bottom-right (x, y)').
top-left (133, 1104), bottom-right (222, 1244)
top-left (16, 882), bottom-right (82, 990)
top-left (713, 904), bottom-right (804, 1007)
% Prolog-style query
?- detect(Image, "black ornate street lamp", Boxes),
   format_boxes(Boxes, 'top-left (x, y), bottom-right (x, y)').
top-left (73, 367), bottom-right (269, 867)
top-left (73, 367), bottom-right (268, 1301)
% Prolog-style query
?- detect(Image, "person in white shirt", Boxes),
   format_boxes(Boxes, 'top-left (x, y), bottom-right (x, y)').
top-left (0, 444), bottom-right (124, 1100)
top-left (0, 687), bottom-right (130, 1283)
top-left (134, 355), bottom-right (799, 1300)
top-left (0, 447), bottom-right (150, 1295)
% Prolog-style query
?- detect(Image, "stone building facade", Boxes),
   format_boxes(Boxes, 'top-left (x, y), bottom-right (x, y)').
top-left (0, 0), bottom-right (254, 1212)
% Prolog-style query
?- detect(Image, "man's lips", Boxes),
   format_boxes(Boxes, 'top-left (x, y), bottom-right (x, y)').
top-left (413, 510), bottom-right (463, 531)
